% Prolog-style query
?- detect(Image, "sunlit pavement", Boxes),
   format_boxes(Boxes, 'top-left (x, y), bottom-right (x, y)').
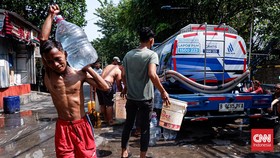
top-left (0, 84), bottom-right (126, 158)
top-left (0, 95), bottom-right (57, 158)
top-left (0, 84), bottom-right (177, 158)
top-left (1, 84), bottom-right (280, 158)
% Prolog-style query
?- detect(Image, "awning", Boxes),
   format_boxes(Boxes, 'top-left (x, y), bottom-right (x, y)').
top-left (0, 11), bottom-right (40, 45)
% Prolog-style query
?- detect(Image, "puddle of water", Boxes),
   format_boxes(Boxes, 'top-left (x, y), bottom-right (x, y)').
top-left (38, 118), bottom-right (52, 122)
top-left (212, 139), bottom-right (230, 145)
top-left (96, 149), bottom-right (112, 157)
top-left (0, 110), bottom-right (57, 129)
top-left (4, 113), bottom-right (24, 127)
top-left (0, 110), bottom-right (43, 129)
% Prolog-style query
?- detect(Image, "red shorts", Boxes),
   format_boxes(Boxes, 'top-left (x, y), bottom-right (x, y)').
top-left (55, 116), bottom-right (97, 158)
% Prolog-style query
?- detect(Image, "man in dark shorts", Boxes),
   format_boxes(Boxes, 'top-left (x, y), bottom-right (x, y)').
top-left (97, 58), bottom-right (123, 125)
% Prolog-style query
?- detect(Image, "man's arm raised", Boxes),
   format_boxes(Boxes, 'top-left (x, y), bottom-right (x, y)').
top-left (40, 4), bottom-right (60, 41)
top-left (82, 64), bottom-right (109, 92)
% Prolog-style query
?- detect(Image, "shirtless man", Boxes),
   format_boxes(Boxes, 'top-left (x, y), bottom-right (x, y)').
top-left (40, 5), bottom-right (109, 158)
top-left (96, 57), bottom-right (123, 126)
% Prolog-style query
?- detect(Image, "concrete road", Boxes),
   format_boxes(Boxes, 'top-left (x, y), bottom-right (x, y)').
top-left (1, 83), bottom-right (280, 158)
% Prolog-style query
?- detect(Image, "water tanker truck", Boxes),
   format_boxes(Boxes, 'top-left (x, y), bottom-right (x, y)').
top-left (153, 24), bottom-right (279, 133)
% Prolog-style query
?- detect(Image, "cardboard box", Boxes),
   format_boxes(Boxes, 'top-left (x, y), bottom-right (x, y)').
top-left (115, 92), bottom-right (127, 119)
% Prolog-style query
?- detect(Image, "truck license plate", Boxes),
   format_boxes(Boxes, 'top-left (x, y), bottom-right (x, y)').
top-left (219, 103), bottom-right (244, 112)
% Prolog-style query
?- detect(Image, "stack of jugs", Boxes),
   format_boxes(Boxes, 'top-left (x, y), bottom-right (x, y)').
top-left (149, 112), bottom-right (161, 146)
top-left (87, 100), bottom-right (101, 128)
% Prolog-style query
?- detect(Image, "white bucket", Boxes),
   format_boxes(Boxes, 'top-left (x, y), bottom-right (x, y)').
top-left (159, 98), bottom-right (187, 131)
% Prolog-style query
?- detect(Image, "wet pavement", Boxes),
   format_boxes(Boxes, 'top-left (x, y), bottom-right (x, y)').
top-left (1, 84), bottom-right (280, 158)
top-left (0, 96), bottom-right (57, 158)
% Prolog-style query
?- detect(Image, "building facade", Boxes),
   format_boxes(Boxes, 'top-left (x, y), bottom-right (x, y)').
top-left (0, 9), bottom-right (40, 109)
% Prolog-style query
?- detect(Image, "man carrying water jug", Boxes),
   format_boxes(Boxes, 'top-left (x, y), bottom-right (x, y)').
top-left (40, 4), bottom-right (109, 158)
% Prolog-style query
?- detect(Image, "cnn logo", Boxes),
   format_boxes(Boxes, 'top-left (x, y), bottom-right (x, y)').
top-left (253, 134), bottom-right (271, 143)
top-left (251, 129), bottom-right (274, 152)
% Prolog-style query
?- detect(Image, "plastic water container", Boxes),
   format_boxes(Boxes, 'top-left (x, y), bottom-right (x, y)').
top-left (162, 128), bottom-right (177, 141)
top-left (151, 112), bottom-right (158, 126)
top-left (149, 126), bottom-right (161, 146)
top-left (54, 15), bottom-right (98, 70)
top-left (3, 96), bottom-right (20, 114)
top-left (149, 112), bottom-right (161, 146)
top-left (154, 88), bottom-right (163, 109)
top-left (87, 100), bottom-right (95, 113)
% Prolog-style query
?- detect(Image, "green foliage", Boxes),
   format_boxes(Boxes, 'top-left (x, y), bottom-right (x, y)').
top-left (94, 0), bottom-right (279, 64)
top-left (0, 0), bottom-right (87, 32)
top-left (253, 0), bottom-right (280, 52)
top-left (93, 0), bottom-right (138, 64)
top-left (2, 0), bottom-right (277, 63)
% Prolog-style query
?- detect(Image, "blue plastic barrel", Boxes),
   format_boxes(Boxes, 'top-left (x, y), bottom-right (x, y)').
top-left (3, 96), bottom-right (20, 114)
top-left (14, 96), bottom-right (20, 112)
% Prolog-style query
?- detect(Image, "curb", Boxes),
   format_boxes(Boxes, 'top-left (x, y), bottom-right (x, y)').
top-left (20, 91), bottom-right (51, 105)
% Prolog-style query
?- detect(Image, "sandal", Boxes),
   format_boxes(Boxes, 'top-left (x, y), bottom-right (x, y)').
top-left (121, 152), bottom-right (132, 158)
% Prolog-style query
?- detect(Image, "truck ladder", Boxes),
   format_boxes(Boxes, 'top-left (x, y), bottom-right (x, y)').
top-left (203, 23), bottom-right (227, 86)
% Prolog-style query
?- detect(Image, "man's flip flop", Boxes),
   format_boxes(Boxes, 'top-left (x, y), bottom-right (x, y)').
top-left (121, 152), bottom-right (132, 158)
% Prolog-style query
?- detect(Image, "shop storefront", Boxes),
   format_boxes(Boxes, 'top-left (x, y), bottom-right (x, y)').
top-left (0, 9), bottom-right (40, 109)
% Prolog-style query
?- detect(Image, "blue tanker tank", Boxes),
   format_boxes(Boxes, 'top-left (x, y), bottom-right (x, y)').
top-left (153, 24), bottom-right (249, 94)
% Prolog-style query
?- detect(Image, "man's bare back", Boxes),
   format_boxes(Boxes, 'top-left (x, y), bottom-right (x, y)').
top-left (101, 64), bottom-right (122, 90)
top-left (96, 63), bottom-right (122, 125)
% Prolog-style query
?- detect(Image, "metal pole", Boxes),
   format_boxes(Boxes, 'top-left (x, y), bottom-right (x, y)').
top-left (248, 20), bottom-right (253, 81)
top-left (248, 0), bottom-right (254, 81)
